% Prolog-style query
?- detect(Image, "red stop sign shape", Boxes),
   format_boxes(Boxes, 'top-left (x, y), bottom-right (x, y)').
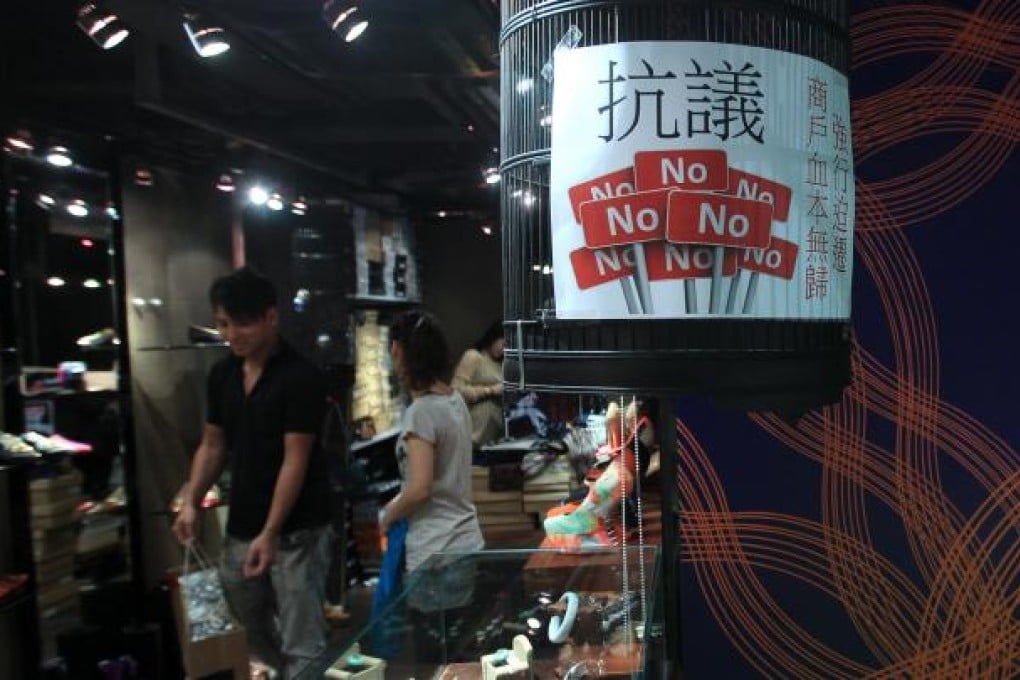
top-left (725, 167), bottom-right (793, 222)
top-left (667, 191), bottom-right (774, 249)
top-left (738, 236), bottom-right (799, 280)
top-left (634, 150), bottom-right (729, 193)
top-left (580, 189), bottom-right (670, 248)
top-left (567, 167), bottom-right (637, 224)
top-left (644, 241), bottom-right (738, 281)
top-left (570, 246), bottom-right (635, 290)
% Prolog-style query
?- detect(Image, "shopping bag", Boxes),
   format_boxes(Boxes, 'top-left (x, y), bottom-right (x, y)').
top-left (369, 518), bottom-right (408, 658)
top-left (169, 545), bottom-right (249, 679)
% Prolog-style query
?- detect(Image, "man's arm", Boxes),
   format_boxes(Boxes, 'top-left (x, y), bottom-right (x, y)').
top-left (242, 431), bottom-right (314, 577)
top-left (172, 424), bottom-right (227, 545)
top-left (380, 434), bottom-right (435, 532)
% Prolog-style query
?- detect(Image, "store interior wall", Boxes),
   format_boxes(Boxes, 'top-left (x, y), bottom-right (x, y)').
top-left (121, 164), bottom-right (234, 588)
top-left (416, 222), bottom-right (502, 360)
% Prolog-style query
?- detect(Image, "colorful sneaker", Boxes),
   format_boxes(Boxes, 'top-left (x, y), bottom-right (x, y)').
top-left (0, 432), bottom-right (42, 463)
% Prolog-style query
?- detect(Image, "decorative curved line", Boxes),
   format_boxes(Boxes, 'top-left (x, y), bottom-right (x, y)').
top-left (548, 591), bottom-right (580, 644)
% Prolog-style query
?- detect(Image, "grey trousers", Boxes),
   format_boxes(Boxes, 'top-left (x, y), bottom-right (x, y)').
top-left (219, 527), bottom-right (330, 679)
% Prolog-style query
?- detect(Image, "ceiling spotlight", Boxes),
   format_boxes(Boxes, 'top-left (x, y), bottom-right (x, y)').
top-left (76, 2), bottom-right (130, 50)
top-left (437, 210), bottom-right (447, 218)
top-left (105, 203), bottom-right (120, 220)
top-left (183, 15), bottom-right (231, 58)
top-left (83, 278), bottom-right (101, 289)
top-left (248, 185), bottom-right (269, 205)
top-left (134, 168), bottom-right (153, 187)
top-left (323, 1), bottom-right (368, 42)
top-left (484, 167), bottom-right (500, 185)
top-left (215, 174), bottom-right (236, 192)
top-left (46, 277), bottom-right (66, 288)
top-left (4, 130), bottom-right (33, 153)
top-left (291, 197), bottom-right (308, 215)
top-left (67, 199), bottom-right (89, 217)
top-left (266, 192), bottom-right (284, 211)
top-left (481, 225), bottom-right (493, 236)
top-left (81, 238), bottom-right (95, 248)
top-left (46, 146), bottom-right (73, 168)
top-left (37, 194), bottom-right (56, 208)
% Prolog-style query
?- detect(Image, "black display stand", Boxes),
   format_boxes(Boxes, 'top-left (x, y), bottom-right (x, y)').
top-left (0, 464), bottom-right (42, 680)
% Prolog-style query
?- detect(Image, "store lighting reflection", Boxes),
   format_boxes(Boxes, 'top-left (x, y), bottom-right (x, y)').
top-left (484, 167), bottom-right (500, 185)
top-left (47, 277), bottom-right (66, 287)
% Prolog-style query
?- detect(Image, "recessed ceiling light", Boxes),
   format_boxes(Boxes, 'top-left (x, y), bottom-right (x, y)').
top-left (344, 20), bottom-right (368, 42)
top-left (266, 193), bottom-right (284, 211)
top-left (46, 277), bottom-right (66, 287)
top-left (484, 167), bottom-right (500, 185)
top-left (67, 199), bottom-right (89, 217)
top-left (5, 130), bottom-right (33, 153)
top-left (83, 278), bottom-right (101, 289)
top-left (215, 173), bottom-right (236, 192)
top-left (248, 186), bottom-right (269, 205)
top-left (37, 193), bottom-right (56, 207)
top-left (76, 1), bottom-right (130, 50)
top-left (183, 16), bottom-right (231, 58)
top-left (81, 238), bottom-right (95, 248)
top-left (481, 225), bottom-right (493, 236)
top-left (134, 168), bottom-right (154, 186)
top-left (46, 146), bottom-right (73, 168)
top-left (291, 197), bottom-right (308, 215)
top-left (437, 210), bottom-right (447, 218)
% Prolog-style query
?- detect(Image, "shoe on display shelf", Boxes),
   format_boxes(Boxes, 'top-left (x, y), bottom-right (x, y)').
top-left (76, 328), bottom-right (119, 348)
top-left (0, 432), bottom-right (43, 464)
top-left (22, 431), bottom-right (75, 457)
top-left (46, 433), bottom-right (93, 454)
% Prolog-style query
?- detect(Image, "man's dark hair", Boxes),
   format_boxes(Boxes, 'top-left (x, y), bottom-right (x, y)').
top-left (209, 266), bottom-right (277, 322)
top-left (473, 320), bottom-right (504, 352)
top-left (390, 310), bottom-right (452, 392)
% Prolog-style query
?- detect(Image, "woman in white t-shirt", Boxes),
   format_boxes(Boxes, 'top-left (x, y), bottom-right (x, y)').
top-left (379, 311), bottom-right (484, 578)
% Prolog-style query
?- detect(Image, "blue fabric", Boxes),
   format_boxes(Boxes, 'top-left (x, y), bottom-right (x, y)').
top-left (369, 518), bottom-right (408, 658)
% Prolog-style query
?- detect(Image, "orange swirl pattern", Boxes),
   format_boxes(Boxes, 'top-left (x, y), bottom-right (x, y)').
top-left (678, 2), bottom-right (1020, 677)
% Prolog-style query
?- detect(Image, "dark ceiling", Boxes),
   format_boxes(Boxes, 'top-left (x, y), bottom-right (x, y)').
top-left (2, 0), bottom-right (501, 215)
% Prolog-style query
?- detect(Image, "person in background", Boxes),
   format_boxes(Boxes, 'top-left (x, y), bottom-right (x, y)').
top-left (452, 320), bottom-right (505, 448)
top-left (380, 310), bottom-right (484, 571)
top-left (172, 267), bottom-right (330, 679)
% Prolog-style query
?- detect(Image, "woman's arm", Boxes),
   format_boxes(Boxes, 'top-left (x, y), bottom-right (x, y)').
top-left (381, 433), bottom-right (435, 531)
top-left (453, 349), bottom-right (494, 404)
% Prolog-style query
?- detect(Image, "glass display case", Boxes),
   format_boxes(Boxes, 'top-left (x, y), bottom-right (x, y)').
top-left (301, 546), bottom-right (662, 679)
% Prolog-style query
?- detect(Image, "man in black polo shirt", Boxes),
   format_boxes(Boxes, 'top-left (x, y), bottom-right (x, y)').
top-left (172, 267), bottom-right (330, 678)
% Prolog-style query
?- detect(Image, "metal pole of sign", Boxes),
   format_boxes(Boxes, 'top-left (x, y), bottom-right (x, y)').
top-left (658, 398), bottom-right (681, 677)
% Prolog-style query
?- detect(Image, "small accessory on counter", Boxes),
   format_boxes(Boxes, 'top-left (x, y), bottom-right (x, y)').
top-left (548, 591), bottom-right (580, 644)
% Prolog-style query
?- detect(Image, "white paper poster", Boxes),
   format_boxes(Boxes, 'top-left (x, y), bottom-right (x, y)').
top-left (550, 42), bottom-right (854, 319)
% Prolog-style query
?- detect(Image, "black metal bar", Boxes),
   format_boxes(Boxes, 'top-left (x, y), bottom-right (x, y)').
top-left (658, 397), bottom-right (681, 677)
top-left (105, 137), bottom-right (147, 624)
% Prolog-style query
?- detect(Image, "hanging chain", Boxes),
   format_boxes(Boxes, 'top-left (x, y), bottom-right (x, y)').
top-left (633, 396), bottom-right (648, 642)
top-left (619, 399), bottom-right (630, 647)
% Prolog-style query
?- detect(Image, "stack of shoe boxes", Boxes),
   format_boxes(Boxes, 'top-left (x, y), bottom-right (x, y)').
top-left (29, 466), bottom-right (83, 620)
top-left (351, 312), bottom-right (399, 434)
top-left (470, 466), bottom-right (534, 543)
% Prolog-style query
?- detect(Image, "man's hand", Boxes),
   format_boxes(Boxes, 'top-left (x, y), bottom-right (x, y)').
top-left (172, 504), bottom-right (198, 545)
top-left (242, 531), bottom-right (279, 578)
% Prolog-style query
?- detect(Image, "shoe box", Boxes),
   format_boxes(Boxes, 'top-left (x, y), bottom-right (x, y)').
top-left (29, 466), bottom-right (84, 620)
